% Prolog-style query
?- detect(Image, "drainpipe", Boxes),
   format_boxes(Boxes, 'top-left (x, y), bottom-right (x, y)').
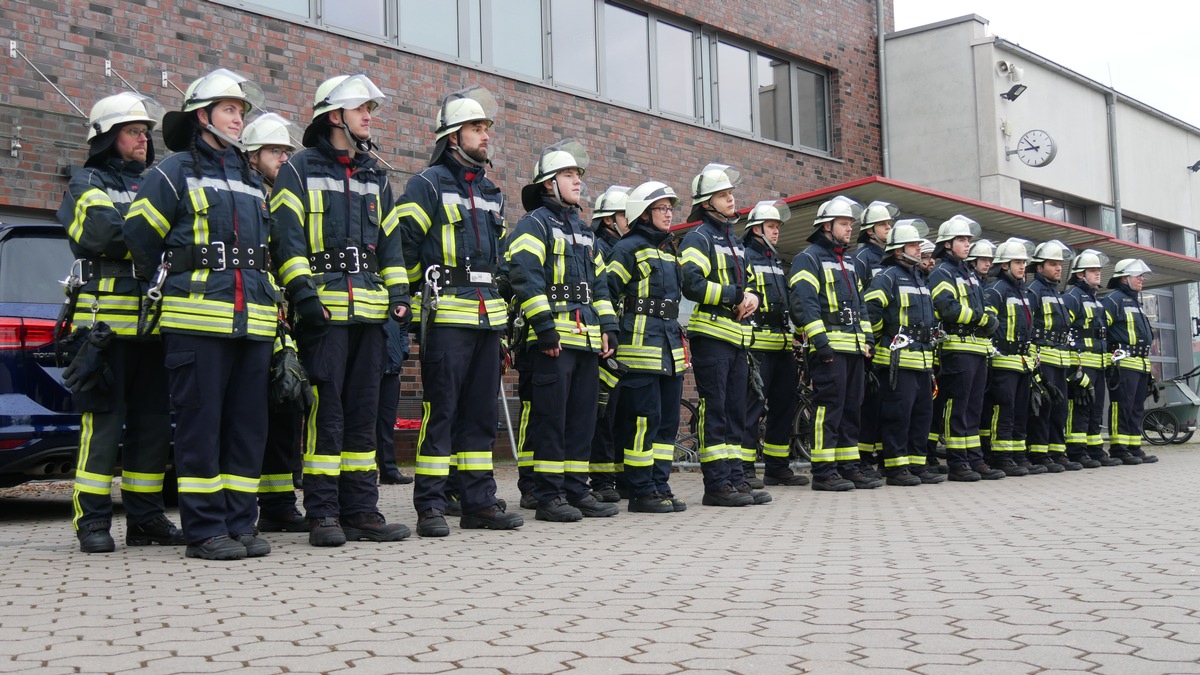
top-left (876, 0), bottom-right (890, 177)
top-left (1106, 91), bottom-right (1123, 232)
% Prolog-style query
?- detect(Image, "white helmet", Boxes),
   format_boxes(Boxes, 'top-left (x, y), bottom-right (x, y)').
top-left (919, 239), bottom-right (935, 256)
top-left (1108, 258), bottom-right (1152, 289)
top-left (744, 199), bottom-right (792, 232)
top-left (857, 200), bottom-right (899, 243)
top-left (689, 163), bottom-right (740, 219)
top-left (85, 92), bottom-right (164, 167)
top-left (625, 181), bottom-right (679, 223)
top-left (521, 138), bottom-right (589, 211)
top-left (304, 74), bottom-right (386, 149)
top-left (162, 68), bottom-right (263, 151)
top-left (430, 85), bottom-right (497, 165)
top-left (966, 239), bottom-right (996, 262)
top-left (809, 195), bottom-right (863, 242)
top-left (1070, 248), bottom-right (1110, 275)
top-left (992, 237), bottom-right (1035, 265)
top-left (934, 214), bottom-right (982, 243)
top-left (241, 113), bottom-right (297, 153)
top-left (1031, 239), bottom-right (1074, 264)
top-left (884, 219), bottom-right (929, 251)
top-left (593, 185), bottom-right (633, 221)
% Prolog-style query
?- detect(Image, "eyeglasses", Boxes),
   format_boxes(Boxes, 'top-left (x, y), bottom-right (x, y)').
top-left (123, 127), bottom-right (151, 139)
top-left (262, 147), bottom-right (289, 158)
top-left (649, 206), bottom-right (676, 214)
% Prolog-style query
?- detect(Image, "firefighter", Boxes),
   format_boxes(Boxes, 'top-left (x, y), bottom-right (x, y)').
top-left (1026, 240), bottom-right (1081, 472)
top-left (919, 238), bottom-right (947, 474)
top-left (927, 215), bottom-right (1004, 481)
top-left (851, 200), bottom-right (898, 477)
top-left (863, 219), bottom-right (946, 486)
top-left (239, 113), bottom-right (310, 533)
top-left (56, 92), bottom-right (184, 553)
top-left (271, 74), bottom-right (412, 547)
top-left (982, 238), bottom-right (1041, 476)
top-left (679, 163), bottom-right (769, 506)
top-left (588, 185), bottom-right (633, 502)
top-left (789, 195), bottom-right (878, 491)
top-left (740, 200), bottom-right (809, 487)
top-left (1103, 259), bottom-right (1159, 464)
top-left (967, 239), bottom-right (997, 460)
top-left (507, 139), bottom-right (620, 522)
top-left (918, 240), bottom-right (935, 277)
top-left (1064, 249), bottom-right (1122, 467)
top-left (395, 86), bottom-right (523, 537)
top-left (124, 68), bottom-right (275, 560)
top-left (606, 181), bottom-right (689, 513)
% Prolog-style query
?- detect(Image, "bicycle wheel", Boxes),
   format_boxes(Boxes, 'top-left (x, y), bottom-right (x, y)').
top-left (1174, 429), bottom-right (1195, 444)
top-left (1142, 408), bottom-right (1179, 446)
top-left (674, 399), bottom-right (701, 464)
top-left (789, 394), bottom-right (813, 463)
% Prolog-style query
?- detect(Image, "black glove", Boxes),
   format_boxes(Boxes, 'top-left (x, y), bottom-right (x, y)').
top-left (979, 313), bottom-right (999, 336)
top-left (389, 300), bottom-right (411, 328)
top-left (1148, 377), bottom-right (1160, 403)
top-left (865, 369), bottom-right (881, 396)
top-left (814, 343), bottom-right (836, 364)
top-left (1046, 383), bottom-right (1065, 406)
top-left (1105, 365), bottom-right (1121, 391)
top-left (496, 275), bottom-right (514, 303)
top-left (1076, 384), bottom-right (1095, 407)
top-left (63, 322), bottom-right (115, 395)
top-left (269, 345), bottom-right (314, 413)
top-left (1030, 376), bottom-right (1048, 417)
top-left (297, 296), bottom-right (328, 326)
top-left (535, 326), bottom-right (560, 352)
top-left (732, 288), bottom-right (745, 308)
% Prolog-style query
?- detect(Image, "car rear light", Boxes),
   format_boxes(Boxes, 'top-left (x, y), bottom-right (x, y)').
top-left (0, 317), bottom-right (57, 350)
top-left (0, 438), bottom-right (30, 449)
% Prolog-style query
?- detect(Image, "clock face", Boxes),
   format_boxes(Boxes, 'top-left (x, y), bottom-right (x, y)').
top-left (1015, 129), bottom-right (1057, 167)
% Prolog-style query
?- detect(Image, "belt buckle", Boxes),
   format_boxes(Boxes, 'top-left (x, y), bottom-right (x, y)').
top-left (1112, 348), bottom-right (1128, 362)
top-left (210, 241), bottom-right (227, 272)
top-left (580, 282), bottom-right (592, 304)
top-left (345, 245), bottom-right (361, 274)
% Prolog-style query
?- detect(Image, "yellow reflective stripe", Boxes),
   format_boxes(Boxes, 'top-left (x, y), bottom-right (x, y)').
top-left (271, 189), bottom-right (304, 221)
top-left (521, 295), bottom-right (551, 319)
top-left (395, 202), bottom-right (432, 233)
top-left (307, 190), bottom-right (325, 252)
top-left (303, 453), bottom-right (342, 476)
top-left (651, 442), bottom-right (674, 462)
top-left (508, 232), bottom-right (547, 261)
top-left (441, 223), bottom-right (456, 265)
top-left (680, 248), bottom-right (712, 274)
top-left (457, 451), bottom-right (493, 470)
top-left (74, 468), bottom-right (113, 495)
top-left (119, 470), bottom-right (165, 493)
top-left (126, 199), bottom-right (170, 239)
top-left (70, 188), bottom-right (115, 243)
top-left (341, 450), bottom-right (376, 472)
top-left (381, 205), bottom-right (400, 237)
top-left (258, 473), bottom-right (296, 493)
top-left (279, 256), bottom-right (311, 286)
top-left (178, 476), bottom-right (223, 493)
top-left (516, 401), bottom-right (533, 467)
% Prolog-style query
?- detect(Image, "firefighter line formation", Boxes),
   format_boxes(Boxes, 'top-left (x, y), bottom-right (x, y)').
top-left (57, 68), bottom-right (1160, 560)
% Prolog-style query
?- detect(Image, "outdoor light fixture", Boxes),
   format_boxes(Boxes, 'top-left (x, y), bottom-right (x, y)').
top-left (1000, 84), bottom-right (1027, 101)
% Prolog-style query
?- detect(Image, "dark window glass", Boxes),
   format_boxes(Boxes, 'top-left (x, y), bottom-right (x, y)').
top-left (0, 235), bottom-right (75, 304)
top-left (603, 4), bottom-right (650, 107)
top-left (656, 21), bottom-right (695, 117)
top-left (757, 54), bottom-right (792, 144)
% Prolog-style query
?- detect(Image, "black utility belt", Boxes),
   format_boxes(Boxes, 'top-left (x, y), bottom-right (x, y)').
top-left (698, 304), bottom-right (736, 320)
top-left (77, 258), bottom-right (135, 281)
top-left (1074, 327), bottom-right (1107, 340)
top-left (168, 243), bottom-right (267, 271)
top-left (1115, 344), bottom-right (1150, 357)
top-left (821, 308), bottom-right (860, 326)
top-left (1030, 327), bottom-right (1071, 345)
top-left (427, 264), bottom-right (496, 288)
top-left (309, 247), bottom-right (376, 274)
top-left (945, 323), bottom-right (987, 337)
top-left (547, 282), bottom-right (592, 304)
top-left (890, 326), bottom-right (935, 344)
top-left (625, 297), bottom-right (678, 319)
top-left (752, 308), bottom-right (785, 328)
top-left (994, 340), bottom-right (1031, 356)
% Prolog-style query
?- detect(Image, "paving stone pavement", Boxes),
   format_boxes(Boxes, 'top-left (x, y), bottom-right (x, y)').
top-left (2, 445), bottom-right (1199, 673)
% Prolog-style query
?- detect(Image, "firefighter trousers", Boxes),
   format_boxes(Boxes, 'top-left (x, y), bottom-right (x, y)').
top-left (72, 339), bottom-right (172, 531)
top-left (163, 334), bottom-right (270, 545)
top-left (1109, 367), bottom-right (1149, 458)
top-left (1028, 363), bottom-right (1068, 458)
top-left (808, 351), bottom-right (865, 480)
top-left (412, 326), bottom-right (501, 514)
top-left (258, 405), bottom-right (302, 517)
top-left (985, 369), bottom-right (1031, 462)
top-left (741, 349), bottom-right (798, 474)
top-left (1067, 365), bottom-right (1106, 460)
top-left (376, 372), bottom-right (401, 474)
top-left (937, 351), bottom-right (987, 469)
top-left (515, 348), bottom-right (598, 505)
top-left (878, 367), bottom-right (933, 474)
top-left (689, 336), bottom-right (748, 491)
top-left (298, 322), bottom-right (384, 519)
top-left (614, 372), bottom-right (682, 498)
top-left (588, 380), bottom-right (621, 491)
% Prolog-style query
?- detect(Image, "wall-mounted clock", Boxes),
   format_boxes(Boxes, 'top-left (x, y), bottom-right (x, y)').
top-left (1006, 129), bottom-right (1057, 167)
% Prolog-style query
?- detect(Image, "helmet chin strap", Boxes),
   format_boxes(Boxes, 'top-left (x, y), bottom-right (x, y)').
top-left (752, 228), bottom-right (780, 256)
top-left (450, 131), bottom-right (487, 169)
top-left (204, 124), bottom-right (246, 152)
top-left (337, 121), bottom-right (373, 153)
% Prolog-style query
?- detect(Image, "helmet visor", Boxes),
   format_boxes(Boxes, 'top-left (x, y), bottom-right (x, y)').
top-left (319, 74), bottom-right (387, 112)
top-left (697, 162), bottom-right (741, 194)
top-left (441, 85), bottom-right (498, 123)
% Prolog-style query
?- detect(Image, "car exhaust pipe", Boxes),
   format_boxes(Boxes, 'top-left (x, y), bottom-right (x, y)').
top-left (58, 462), bottom-right (74, 475)
top-left (24, 462), bottom-right (57, 476)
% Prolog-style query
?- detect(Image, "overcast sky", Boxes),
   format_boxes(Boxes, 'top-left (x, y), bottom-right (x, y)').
top-left (893, 1), bottom-right (1200, 129)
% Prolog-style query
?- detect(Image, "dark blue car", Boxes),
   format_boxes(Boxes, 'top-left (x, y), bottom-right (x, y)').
top-left (0, 221), bottom-right (80, 487)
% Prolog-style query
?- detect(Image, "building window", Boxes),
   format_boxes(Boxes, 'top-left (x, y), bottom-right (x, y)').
top-left (655, 21), bottom-right (696, 118)
top-left (1119, 216), bottom-right (1171, 251)
top-left (551, 0), bottom-right (597, 91)
top-left (399, 0), bottom-right (457, 57)
top-left (1021, 190), bottom-right (1085, 227)
top-left (1142, 288), bottom-right (1179, 379)
top-left (216, 0), bottom-right (830, 152)
top-left (325, 0), bottom-right (386, 37)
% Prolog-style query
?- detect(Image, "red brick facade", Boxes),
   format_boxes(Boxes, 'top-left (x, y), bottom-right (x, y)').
top-left (1, 0), bottom-right (890, 459)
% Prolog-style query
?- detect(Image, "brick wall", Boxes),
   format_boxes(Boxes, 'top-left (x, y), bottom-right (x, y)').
top-left (2, 0), bottom-right (890, 461)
